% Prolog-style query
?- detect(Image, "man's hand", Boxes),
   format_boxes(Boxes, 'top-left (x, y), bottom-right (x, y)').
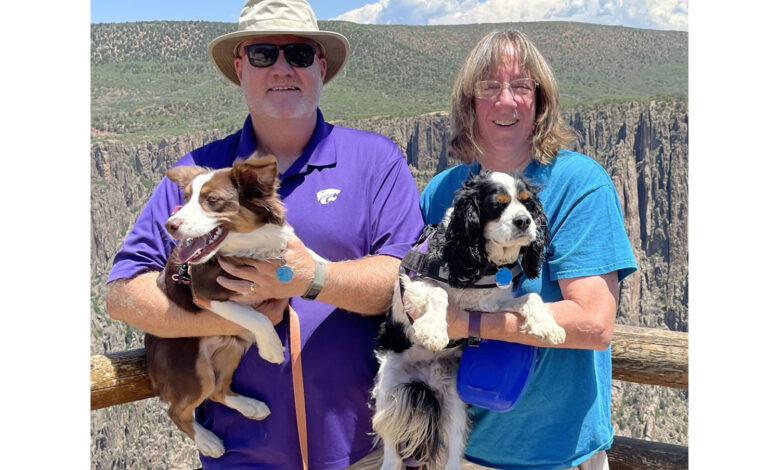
top-left (215, 231), bottom-right (398, 315)
top-left (215, 233), bottom-right (315, 303)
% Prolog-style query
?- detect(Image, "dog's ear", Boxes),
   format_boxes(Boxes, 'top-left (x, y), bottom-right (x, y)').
top-left (443, 183), bottom-right (486, 287)
top-left (520, 198), bottom-right (548, 279)
top-left (232, 153), bottom-right (285, 224)
top-left (233, 153), bottom-right (279, 191)
top-left (166, 165), bottom-right (209, 189)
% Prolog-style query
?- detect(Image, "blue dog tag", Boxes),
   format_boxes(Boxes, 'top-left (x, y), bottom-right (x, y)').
top-left (496, 267), bottom-right (513, 289)
top-left (276, 265), bottom-right (294, 283)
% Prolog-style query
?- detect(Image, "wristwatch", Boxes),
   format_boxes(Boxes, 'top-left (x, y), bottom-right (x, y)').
top-left (302, 259), bottom-right (326, 300)
top-left (467, 310), bottom-right (481, 346)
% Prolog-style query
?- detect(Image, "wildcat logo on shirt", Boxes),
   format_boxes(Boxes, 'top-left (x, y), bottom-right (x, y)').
top-left (317, 188), bottom-right (341, 204)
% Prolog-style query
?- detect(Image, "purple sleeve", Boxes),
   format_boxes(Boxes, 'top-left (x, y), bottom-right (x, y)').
top-left (107, 172), bottom-right (185, 283)
top-left (370, 150), bottom-right (424, 259)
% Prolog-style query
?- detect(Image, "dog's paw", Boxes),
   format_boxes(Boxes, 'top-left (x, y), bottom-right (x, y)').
top-left (413, 318), bottom-right (451, 351)
top-left (521, 295), bottom-right (566, 345)
top-left (255, 334), bottom-right (286, 364)
top-left (242, 398), bottom-right (271, 420)
top-left (197, 440), bottom-right (225, 459)
top-left (530, 320), bottom-right (566, 345)
top-left (223, 394), bottom-right (272, 421)
top-left (194, 425), bottom-right (226, 458)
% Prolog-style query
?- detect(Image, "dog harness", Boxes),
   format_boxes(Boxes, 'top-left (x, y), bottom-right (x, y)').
top-left (399, 225), bottom-right (525, 295)
top-left (398, 224), bottom-right (525, 335)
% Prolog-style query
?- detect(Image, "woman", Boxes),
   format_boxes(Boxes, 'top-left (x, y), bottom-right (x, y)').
top-left (420, 31), bottom-right (637, 470)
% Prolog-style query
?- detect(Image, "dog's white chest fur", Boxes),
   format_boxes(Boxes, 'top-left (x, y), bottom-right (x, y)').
top-left (221, 223), bottom-right (293, 259)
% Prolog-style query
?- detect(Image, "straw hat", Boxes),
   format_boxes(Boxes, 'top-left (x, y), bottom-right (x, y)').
top-left (208, 0), bottom-right (350, 86)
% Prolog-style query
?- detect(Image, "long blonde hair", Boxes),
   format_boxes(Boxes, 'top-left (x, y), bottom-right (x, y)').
top-left (449, 30), bottom-right (574, 164)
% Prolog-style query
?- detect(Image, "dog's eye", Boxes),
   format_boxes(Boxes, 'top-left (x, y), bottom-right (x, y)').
top-left (494, 193), bottom-right (510, 205)
top-left (521, 197), bottom-right (538, 212)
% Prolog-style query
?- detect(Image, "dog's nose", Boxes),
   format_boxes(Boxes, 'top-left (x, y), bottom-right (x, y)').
top-left (165, 218), bottom-right (182, 235)
top-left (513, 215), bottom-right (531, 231)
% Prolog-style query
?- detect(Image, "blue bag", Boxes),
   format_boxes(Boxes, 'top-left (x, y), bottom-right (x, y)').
top-left (456, 339), bottom-right (537, 412)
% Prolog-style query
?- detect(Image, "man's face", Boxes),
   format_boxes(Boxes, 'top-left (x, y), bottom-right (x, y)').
top-left (234, 35), bottom-right (327, 121)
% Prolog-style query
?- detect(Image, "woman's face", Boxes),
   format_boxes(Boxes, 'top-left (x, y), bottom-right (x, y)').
top-left (474, 46), bottom-right (536, 167)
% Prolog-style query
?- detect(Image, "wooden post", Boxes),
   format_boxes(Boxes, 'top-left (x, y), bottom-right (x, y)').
top-left (91, 349), bottom-right (154, 410)
top-left (609, 435), bottom-right (688, 469)
top-left (90, 325), bottom-right (688, 410)
top-left (90, 325), bottom-right (689, 469)
top-left (611, 324), bottom-right (688, 389)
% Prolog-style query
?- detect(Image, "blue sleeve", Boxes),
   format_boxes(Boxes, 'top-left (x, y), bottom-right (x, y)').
top-left (106, 155), bottom-right (195, 282)
top-left (107, 178), bottom-right (182, 282)
top-left (546, 182), bottom-right (637, 283)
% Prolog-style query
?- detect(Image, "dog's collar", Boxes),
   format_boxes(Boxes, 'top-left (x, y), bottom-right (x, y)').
top-left (400, 226), bottom-right (523, 290)
top-left (398, 225), bottom-right (523, 336)
top-left (171, 262), bottom-right (191, 285)
top-left (401, 249), bottom-right (522, 289)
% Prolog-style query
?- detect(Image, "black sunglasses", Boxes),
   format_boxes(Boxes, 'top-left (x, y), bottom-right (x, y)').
top-left (243, 43), bottom-right (317, 68)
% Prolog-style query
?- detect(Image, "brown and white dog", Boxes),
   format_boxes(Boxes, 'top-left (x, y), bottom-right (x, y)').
top-left (145, 153), bottom-right (290, 458)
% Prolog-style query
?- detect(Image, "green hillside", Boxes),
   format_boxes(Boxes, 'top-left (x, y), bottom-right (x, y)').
top-left (91, 20), bottom-right (687, 144)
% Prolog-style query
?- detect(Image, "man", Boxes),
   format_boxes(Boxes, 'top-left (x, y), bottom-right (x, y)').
top-left (105, 0), bottom-right (423, 468)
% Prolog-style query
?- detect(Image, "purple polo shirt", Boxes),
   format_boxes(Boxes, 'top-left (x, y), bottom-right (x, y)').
top-left (108, 110), bottom-right (424, 469)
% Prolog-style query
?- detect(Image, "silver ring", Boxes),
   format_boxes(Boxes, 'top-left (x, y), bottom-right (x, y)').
top-left (249, 282), bottom-right (256, 293)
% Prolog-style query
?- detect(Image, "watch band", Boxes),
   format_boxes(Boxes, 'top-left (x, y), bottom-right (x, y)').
top-left (302, 259), bottom-right (326, 301)
top-left (467, 310), bottom-right (481, 347)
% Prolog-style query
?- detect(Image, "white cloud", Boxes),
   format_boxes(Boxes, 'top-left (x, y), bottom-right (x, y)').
top-left (335, 0), bottom-right (688, 31)
top-left (336, 0), bottom-right (389, 24)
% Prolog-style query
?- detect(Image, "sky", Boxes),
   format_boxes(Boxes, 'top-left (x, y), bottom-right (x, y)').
top-left (91, 0), bottom-right (688, 31)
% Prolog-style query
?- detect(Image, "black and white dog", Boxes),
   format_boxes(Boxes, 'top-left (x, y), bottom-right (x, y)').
top-left (371, 170), bottom-right (566, 470)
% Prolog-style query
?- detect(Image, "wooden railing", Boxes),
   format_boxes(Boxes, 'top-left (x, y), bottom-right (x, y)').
top-left (91, 324), bottom-right (688, 469)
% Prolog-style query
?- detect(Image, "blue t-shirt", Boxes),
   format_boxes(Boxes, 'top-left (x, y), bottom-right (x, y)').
top-left (420, 150), bottom-right (636, 470)
top-left (109, 110), bottom-right (424, 469)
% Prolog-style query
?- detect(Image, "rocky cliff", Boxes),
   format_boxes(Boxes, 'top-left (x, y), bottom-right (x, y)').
top-left (90, 100), bottom-right (688, 468)
top-left (338, 100), bottom-right (689, 332)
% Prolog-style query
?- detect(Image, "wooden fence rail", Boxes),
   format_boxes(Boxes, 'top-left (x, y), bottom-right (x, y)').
top-left (91, 324), bottom-right (688, 469)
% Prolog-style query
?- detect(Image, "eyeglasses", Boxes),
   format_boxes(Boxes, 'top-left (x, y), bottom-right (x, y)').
top-left (474, 78), bottom-right (538, 99)
top-left (243, 43), bottom-right (318, 68)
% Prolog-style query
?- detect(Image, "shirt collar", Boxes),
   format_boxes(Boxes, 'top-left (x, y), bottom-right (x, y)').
top-left (470, 159), bottom-right (540, 179)
top-left (236, 109), bottom-right (336, 178)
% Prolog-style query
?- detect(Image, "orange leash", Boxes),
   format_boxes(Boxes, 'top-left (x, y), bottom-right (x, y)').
top-left (288, 305), bottom-right (308, 470)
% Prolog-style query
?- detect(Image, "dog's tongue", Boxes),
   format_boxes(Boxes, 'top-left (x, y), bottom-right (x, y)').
top-left (178, 236), bottom-right (208, 262)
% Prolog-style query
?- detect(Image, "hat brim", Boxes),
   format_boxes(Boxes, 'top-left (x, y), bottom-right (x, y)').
top-left (208, 30), bottom-right (349, 86)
